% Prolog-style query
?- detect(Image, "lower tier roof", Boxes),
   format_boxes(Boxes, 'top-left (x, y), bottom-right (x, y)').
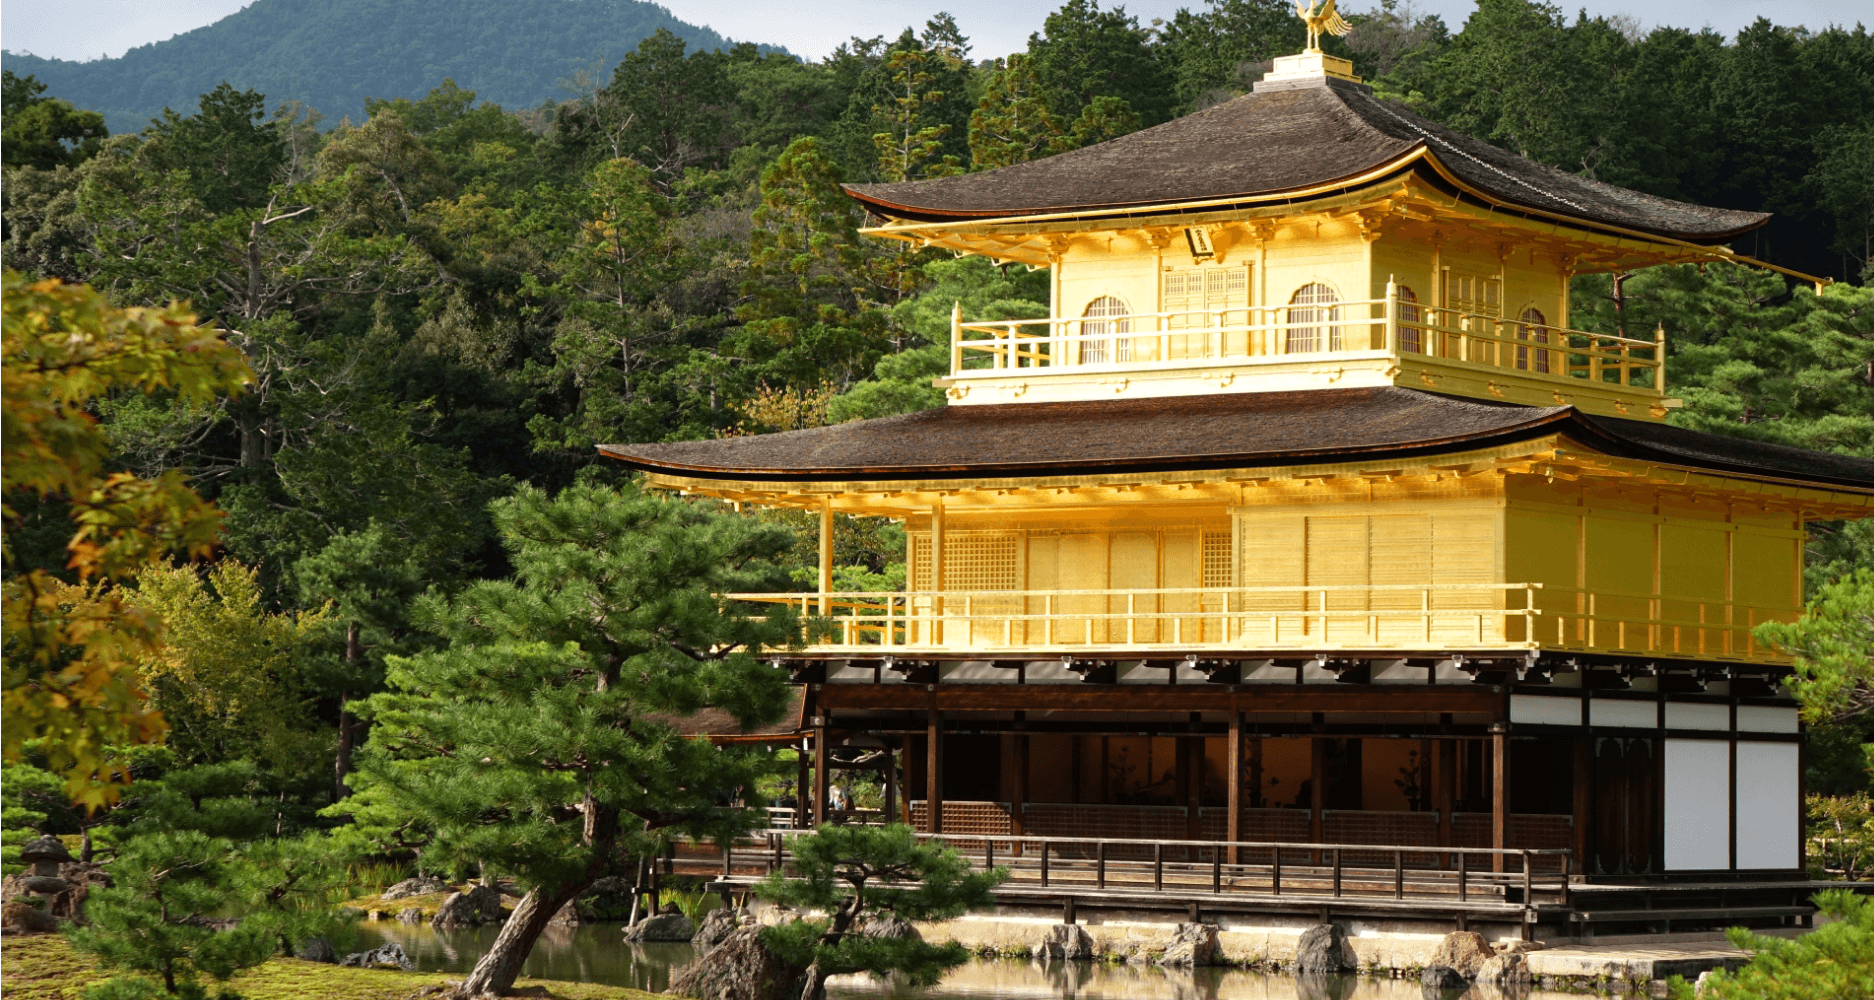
top-left (599, 387), bottom-right (1874, 492)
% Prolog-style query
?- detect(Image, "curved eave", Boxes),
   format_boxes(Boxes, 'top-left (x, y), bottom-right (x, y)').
top-left (850, 147), bottom-right (1768, 250)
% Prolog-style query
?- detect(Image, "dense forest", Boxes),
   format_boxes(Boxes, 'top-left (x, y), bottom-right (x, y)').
top-left (3, 0), bottom-right (1873, 994)
top-left (2, 0), bottom-right (763, 136)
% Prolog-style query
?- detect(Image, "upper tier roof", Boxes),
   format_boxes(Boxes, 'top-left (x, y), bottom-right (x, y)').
top-left (845, 77), bottom-right (1767, 244)
top-left (598, 387), bottom-right (1874, 491)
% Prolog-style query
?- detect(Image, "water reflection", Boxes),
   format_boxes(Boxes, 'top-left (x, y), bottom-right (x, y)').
top-left (355, 924), bottom-right (1574, 1000)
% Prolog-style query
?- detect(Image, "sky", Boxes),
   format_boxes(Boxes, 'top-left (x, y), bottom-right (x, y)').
top-left (0, 0), bottom-right (1858, 64)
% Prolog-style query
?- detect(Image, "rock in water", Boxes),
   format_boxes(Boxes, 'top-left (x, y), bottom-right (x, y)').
top-left (1158, 922), bottom-right (1220, 967)
top-left (381, 876), bottom-right (452, 900)
top-left (1420, 965), bottom-right (1467, 989)
top-left (622, 911), bottom-right (697, 942)
top-left (667, 924), bottom-right (806, 1000)
top-left (1427, 931), bottom-right (1493, 980)
top-left (1293, 972), bottom-right (1356, 1000)
top-left (340, 942), bottom-right (415, 971)
top-left (693, 907), bottom-right (743, 951)
top-left (577, 876), bottom-right (636, 921)
top-left (854, 912), bottom-right (919, 940)
top-left (1475, 951), bottom-right (1531, 987)
top-left (431, 885), bottom-right (504, 928)
top-left (549, 901), bottom-right (581, 927)
top-left (396, 907), bottom-right (428, 924)
top-left (1033, 923), bottom-right (1093, 962)
top-left (1293, 923), bottom-right (1357, 974)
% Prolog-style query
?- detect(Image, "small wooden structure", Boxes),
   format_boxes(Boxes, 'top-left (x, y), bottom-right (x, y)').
top-left (607, 48), bottom-right (1872, 937)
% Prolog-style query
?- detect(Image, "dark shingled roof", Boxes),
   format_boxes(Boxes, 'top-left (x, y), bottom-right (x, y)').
top-left (599, 387), bottom-right (1874, 491)
top-left (846, 78), bottom-right (1768, 244)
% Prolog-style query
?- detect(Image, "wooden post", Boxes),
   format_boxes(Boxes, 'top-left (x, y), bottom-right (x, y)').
top-left (1573, 737), bottom-right (1591, 877)
top-left (818, 498), bottom-right (833, 617)
top-left (1227, 714), bottom-right (1242, 865)
top-left (1492, 728), bottom-right (1508, 873)
top-left (950, 301), bottom-right (963, 374)
top-left (927, 709), bottom-right (944, 834)
top-left (900, 735), bottom-right (914, 826)
top-left (1437, 738), bottom-right (1456, 869)
top-left (795, 737), bottom-right (810, 830)
top-left (1012, 734), bottom-right (1028, 843)
top-left (1384, 274), bottom-right (1398, 353)
top-left (1185, 736), bottom-right (1202, 844)
top-left (884, 743), bottom-right (898, 825)
top-left (1310, 737), bottom-right (1327, 864)
top-left (813, 724), bottom-right (830, 828)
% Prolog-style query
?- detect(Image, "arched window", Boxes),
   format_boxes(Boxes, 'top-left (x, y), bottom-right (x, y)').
top-left (1515, 306), bottom-right (1550, 373)
top-left (1285, 283), bottom-right (1341, 354)
top-left (1080, 296), bottom-right (1131, 364)
top-left (1396, 286), bottom-right (1422, 353)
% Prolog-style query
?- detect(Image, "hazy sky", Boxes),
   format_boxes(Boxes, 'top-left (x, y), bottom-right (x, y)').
top-left (1, 0), bottom-right (1857, 63)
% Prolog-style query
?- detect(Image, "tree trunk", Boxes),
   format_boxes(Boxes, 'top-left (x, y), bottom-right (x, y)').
top-left (453, 883), bottom-right (584, 998)
top-left (798, 961), bottom-right (828, 1000)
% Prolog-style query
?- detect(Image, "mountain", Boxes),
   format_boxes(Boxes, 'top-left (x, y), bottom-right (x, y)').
top-left (3, 0), bottom-right (773, 134)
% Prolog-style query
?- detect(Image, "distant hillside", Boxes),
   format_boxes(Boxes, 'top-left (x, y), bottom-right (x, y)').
top-left (3, 0), bottom-right (772, 134)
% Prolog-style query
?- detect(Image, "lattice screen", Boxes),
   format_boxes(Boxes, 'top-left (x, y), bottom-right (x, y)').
top-left (1201, 530), bottom-right (1233, 588)
top-left (907, 532), bottom-right (1020, 590)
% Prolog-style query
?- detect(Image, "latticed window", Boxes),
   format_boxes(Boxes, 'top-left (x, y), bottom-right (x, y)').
top-left (1396, 285), bottom-right (1422, 353)
top-left (1079, 296), bottom-right (1131, 363)
top-left (1515, 306), bottom-right (1550, 373)
top-left (1284, 283), bottom-right (1341, 353)
top-left (1201, 531), bottom-right (1233, 588)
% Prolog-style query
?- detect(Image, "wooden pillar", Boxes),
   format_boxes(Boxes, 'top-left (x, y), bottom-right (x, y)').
top-left (884, 744), bottom-right (898, 826)
top-left (926, 709), bottom-right (944, 834)
top-left (1436, 738), bottom-right (1456, 868)
top-left (1185, 737), bottom-right (1202, 842)
top-left (795, 737), bottom-right (810, 830)
top-left (813, 724), bottom-right (830, 828)
top-left (817, 498), bottom-right (833, 616)
top-left (1310, 737), bottom-right (1326, 863)
top-left (1227, 714), bottom-right (1243, 865)
top-left (1573, 736), bottom-right (1592, 877)
top-left (900, 734), bottom-right (914, 826)
top-left (1011, 734), bottom-right (1028, 841)
top-left (1492, 728), bottom-right (1508, 873)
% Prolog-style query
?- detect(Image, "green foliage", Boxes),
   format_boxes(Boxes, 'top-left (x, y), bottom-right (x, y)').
top-left (757, 824), bottom-right (1005, 1000)
top-left (1808, 793), bottom-right (1874, 881)
top-left (1668, 890), bottom-right (1874, 1000)
top-left (969, 55), bottom-right (1070, 170)
top-left (1756, 571), bottom-right (1874, 725)
top-left (65, 830), bottom-right (277, 998)
top-left (1026, 0), bottom-right (1175, 128)
top-left (2, 71), bottom-right (106, 171)
top-left (2, 759), bottom-right (65, 873)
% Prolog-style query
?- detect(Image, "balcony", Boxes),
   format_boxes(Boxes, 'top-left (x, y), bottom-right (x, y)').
top-left (943, 285), bottom-right (1668, 415)
top-left (727, 583), bottom-right (1792, 664)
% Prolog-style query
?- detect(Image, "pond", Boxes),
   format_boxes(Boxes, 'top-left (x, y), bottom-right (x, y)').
top-left (357, 923), bottom-right (1585, 1000)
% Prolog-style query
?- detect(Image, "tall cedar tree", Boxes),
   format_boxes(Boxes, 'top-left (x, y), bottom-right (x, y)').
top-left (350, 482), bottom-right (801, 998)
top-left (969, 55), bottom-right (1070, 170)
top-left (758, 824), bottom-right (1007, 1000)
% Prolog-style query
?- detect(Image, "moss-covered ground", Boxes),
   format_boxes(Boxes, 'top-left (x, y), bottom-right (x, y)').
top-left (0, 934), bottom-right (660, 1000)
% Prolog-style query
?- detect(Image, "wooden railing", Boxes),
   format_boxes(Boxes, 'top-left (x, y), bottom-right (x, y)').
top-left (707, 829), bottom-right (1573, 910)
top-left (949, 283), bottom-right (1663, 394)
top-left (726, 583), bottom-right (1792, 662)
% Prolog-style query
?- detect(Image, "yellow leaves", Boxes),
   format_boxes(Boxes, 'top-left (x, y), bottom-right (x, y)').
top-left (2, 270), bottom-right (252, 805)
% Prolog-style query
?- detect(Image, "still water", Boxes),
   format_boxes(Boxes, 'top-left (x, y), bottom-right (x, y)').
top-left (358, 923), bottom-right (1577, 1000)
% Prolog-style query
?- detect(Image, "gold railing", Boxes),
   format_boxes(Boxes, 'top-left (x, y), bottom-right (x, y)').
top-left (949, 284), bottom-right (1663, 393)
top-left (727, 583), bottom-right (1791, 662)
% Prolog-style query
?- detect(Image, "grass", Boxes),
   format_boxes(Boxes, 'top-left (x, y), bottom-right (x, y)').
top-left (0, 934), bottom-right (661, 1000)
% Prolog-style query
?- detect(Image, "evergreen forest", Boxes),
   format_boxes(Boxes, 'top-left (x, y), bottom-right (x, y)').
top-left (4, 1), bottom-right (1874, 996)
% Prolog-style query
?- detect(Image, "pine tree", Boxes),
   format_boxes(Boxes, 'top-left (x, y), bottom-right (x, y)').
top-left (969, 54), bottom-right (1071, 170)
top-left (349, 481), bottom-right (802, 998)
top-left (757, 824), bottom-right (1007, 1000)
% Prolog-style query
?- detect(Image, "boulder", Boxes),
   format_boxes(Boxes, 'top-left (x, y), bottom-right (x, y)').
top-left (1475, 952), bottom-right (1531, 987)
top-left (576, 876), bottom-right (637, 922)
top-left (340, 942), bottom-right (416, 971)
top-left (1426, 931), bottom-right (1494, 981)
top-left (667, 924), bottom-right (806, 1000)
top-left (694, 907), bottom-right (745, 951)
top-left (396, 907), bottom-right (429, 924)
top-left (431, 885), bottom-right (504, 928)
top-left (854, 912), bottom-right (919, 940)
top-left (1293, 923), bottom-right (1357, 974)
top-left (548, 901), bottom-right (581, 927)
top-left (381, 876), bottom-right (452, 901)
top-left (1, 901), bottom-right (57, 934)
top-left (622, 912), bottom-right (697, 942)
top-left (1032, 923), bottom-right (1093, 962)
top-left (1420, 965), bottom-right (1467, 989)
top-left (298, 937), bottom-right (338, 964)
top-left (1158, 923), bottom-right (1220, 967)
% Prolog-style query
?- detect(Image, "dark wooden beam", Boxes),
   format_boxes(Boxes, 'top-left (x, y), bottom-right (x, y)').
top-left (814, 683), bottom-right (1503, 714)
top-left (926, 709), bottom-right (944, 835)
top-left (812, 724), bottom-right (830, 827)
top-left (1491, 727), bottom-right (1508, 874)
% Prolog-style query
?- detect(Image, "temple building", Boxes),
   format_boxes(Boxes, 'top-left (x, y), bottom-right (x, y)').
top-left (606, 50), bottom-right (1874, 936)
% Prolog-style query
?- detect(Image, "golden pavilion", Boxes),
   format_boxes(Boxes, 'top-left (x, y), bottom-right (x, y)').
top-left (605, 49), bottom-right (1873, 938)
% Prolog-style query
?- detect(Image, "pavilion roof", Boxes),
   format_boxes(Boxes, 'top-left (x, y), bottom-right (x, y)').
top-left (598, 387), bottom-right (1874, 491)
top-left (844, 78), bottom-right (1767, 245)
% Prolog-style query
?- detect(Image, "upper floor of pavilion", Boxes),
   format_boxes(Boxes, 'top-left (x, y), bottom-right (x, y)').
top-left (844, 53), bottom-right (1803, 421)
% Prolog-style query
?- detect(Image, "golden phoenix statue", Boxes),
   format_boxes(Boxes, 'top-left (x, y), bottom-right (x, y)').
top-left (1296, 0), bottom-right (1352, 52)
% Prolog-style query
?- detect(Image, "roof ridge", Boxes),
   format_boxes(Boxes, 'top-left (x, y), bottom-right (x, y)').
top-left (1347, 90), bottom-right (1593, 216)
